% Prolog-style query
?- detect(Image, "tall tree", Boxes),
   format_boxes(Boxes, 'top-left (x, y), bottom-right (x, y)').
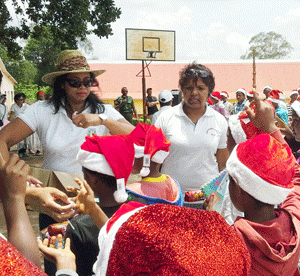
top-left (9, 0), bottom-right (121, 50)
top-left (241, 31), bottom-right (293, 59)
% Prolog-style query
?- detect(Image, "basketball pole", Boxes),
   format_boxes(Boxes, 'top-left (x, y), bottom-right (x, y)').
top-left (142, 60), bottom-right (147, 123)
top-left (252, 49), bottom-right (256, 92)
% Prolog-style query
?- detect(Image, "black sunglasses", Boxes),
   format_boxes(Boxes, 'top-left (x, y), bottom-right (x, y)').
top-left (185, 68), bottom-right (209, 78)
top-left (66, 78), bottom-right (93, 88)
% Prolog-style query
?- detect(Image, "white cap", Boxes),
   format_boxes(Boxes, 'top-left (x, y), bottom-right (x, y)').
top-left (236, 88), bottom-right (246, 96)
top-left (263, 86), bottom-right (272, 91)
top-left (290, 90), bottom-right (299, 97)
top-left (159, 90), bottom-right (173, 103)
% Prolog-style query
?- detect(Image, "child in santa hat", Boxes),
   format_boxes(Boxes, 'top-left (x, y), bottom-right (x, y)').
top-left (127, 123), bottom-right (183, 206)
top-left (209, 91), bottom-right (228, 119)
top-left (268, 89), bottom-right (289, 124)
top-left (220, 90), bottom-right (233, 114)
top-left (208, 91), bottom-right (300, 276)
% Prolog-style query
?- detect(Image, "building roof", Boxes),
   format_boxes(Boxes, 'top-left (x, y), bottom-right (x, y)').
top-left (0, 57), bottom-right (17, 84)
top-left (89, 61), bottom-right (300, 100)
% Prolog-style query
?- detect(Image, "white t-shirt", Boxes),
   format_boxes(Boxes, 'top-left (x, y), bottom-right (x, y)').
top-left (19, 101), bottom-right (124, 174)
top-left (0, 104), bottom-right (8, 121)
top-left (151, 105), bottom-right (172, 124)
top-left (155, 103), bottom-right (228, 193)
top-left (11, 103), bottom-right (30, 117)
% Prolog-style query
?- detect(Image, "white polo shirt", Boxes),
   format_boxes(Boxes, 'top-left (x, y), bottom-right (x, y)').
top-left (155, 103), bottom-right (228, 193)
top-left (151, 105), bottom-right (172, 124)
top-left (19, 101), bottom-right (123, 174)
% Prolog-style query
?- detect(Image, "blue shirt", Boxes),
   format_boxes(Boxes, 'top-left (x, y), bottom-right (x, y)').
top-left (233, 99), bottom-right (247, 114)
top-left (276, 106), bottom-right (289, 124)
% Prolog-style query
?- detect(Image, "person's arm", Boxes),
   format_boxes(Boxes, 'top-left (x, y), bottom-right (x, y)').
top-left (72, 113), bottom-right (134, 134)
top-left (0, 153), bottom-right (41, 267)
top-left (216, 148), bottom-right (229, 171)
top-left (67, 178), bottom-right (109, 229)
top-left (0, 118), bottom-right (34, 160)
top-left (132, 101), bottom-right (138, 118)
top-left (25, 187), bottom-right (76, 222)
top-left (146, 98), bottom-right (159, 107)
top-left (114, 97), bottom-right (127, 110)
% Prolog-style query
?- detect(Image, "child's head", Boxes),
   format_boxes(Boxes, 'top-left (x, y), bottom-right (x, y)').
top-left (236, 88), bottom-right (246, 104)
top-left (227, 133), bottom-right (295, 211)
top-left (77, 134), bottom-right (135, 203)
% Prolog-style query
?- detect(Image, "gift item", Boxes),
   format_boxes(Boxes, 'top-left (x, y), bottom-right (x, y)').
top-left (184, 189), bottom-right (205, 202)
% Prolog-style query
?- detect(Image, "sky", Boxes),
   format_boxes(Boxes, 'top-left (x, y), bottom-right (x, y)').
top-left (6, 0), bottom-right (300, 63)
top-left (85, 0), bottom-right (300, 63)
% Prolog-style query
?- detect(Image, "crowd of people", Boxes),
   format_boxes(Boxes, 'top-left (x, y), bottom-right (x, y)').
top-left (0, 50), bottom-right (300, 276)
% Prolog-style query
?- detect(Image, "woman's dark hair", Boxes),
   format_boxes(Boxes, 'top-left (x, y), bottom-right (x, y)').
top-left (49, 73), bottom-right (105, 114)
top-left (14, 93), bottom-right (26, 102)
top-left (179, 62), bottom-right (215, 94)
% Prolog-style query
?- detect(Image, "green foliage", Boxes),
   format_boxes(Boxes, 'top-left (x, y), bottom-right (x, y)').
top-left (14, 84), bottom-right (52, 103)
top-left (7, 0), bottom-right (121, 58)
top-left (0, 43), bottom-right (37, 85)
top-left (241, 31), bottom-right (293, 59)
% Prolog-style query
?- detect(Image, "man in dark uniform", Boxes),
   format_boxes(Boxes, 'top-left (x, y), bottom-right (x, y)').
top-left (115, 87), bottom-right (138, 124)
top-left (145, 88), bottom-right (159, 115)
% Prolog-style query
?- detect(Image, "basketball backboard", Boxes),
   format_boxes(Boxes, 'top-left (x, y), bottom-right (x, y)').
top-left (126, 28), bottom-right (175, 61)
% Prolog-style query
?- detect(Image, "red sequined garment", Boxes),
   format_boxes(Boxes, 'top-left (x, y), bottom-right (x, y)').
top-left (0, 237), bottom-right (47, 275)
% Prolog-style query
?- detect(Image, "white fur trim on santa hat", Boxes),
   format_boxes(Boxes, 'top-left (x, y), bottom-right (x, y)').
top-left (220, 92), bottom-right (228, 98)
top-left (210, 94), bottom-right (220, 102)
top-left (134, 144), bottom-right (145, 158)
top-left (290, 91), bottom-right (299, 97)
top-left (247, 93), bottom-right (254, 97)
top-left (236, 88), bottom-right (246, 95)
top-left (152, 150), bottom-right (169, 164)
top-left (227, 146), bottom-right (294, 205)
top-left (267, 97), bottom-right (280, 104)
top-left (76, 149), bottom-right (114, 176)
top-left (263, 86), bottom-right (272, 91)
top-left (297, 87), bottom-right (300, 92)
top-left (228, 114), bottom-right (247, 144)
top-left (93, 206), bottom-right (146, 276)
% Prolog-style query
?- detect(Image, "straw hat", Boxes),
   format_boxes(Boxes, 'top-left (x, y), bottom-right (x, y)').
top-left (42, 50), bottom-right (105, 86)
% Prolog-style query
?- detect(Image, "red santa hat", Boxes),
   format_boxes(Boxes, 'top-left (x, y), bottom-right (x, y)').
top-left (207, 97), bottom-right (214, 105)
top-left (227, 133), bottom-right (295, 205)
top-left (94, 203), bottom-right (251, 275)
top-left (268, 89), bottom-right (282, 104)
top-left (297, 87), bottom-right (300, 93)
top-left (247, 91), bottom-right (254, 97)
top-left (236, 88), bottom-right (246, 96)
top-left (210, 91), bottom-right (222, 101)
top-left (139, 125), bottom-right (171, 177)
top-left (220, 91), bottom-right (229, 98)
top-left (128, 123), bottom-right (151, 158)
top-left (37, 90), bottom-right (45, 96)
top-left (290, 90), bottom-right (299, 97)
top-left (76, 135), bottom-right (135, 203)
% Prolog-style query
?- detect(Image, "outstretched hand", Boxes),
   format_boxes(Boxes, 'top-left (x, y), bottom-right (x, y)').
top-left (244, 91), bottom-right (278, 134)
top-left (67, 178), bottom-right (97, 215)
top-left (38, 234), bottom-right (76, 271)
top-left (26, 187), bottom-right (76, 222)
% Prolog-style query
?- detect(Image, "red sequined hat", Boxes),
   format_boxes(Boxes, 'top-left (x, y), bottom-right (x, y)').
top-left (227, 133), bottom-right (295, 205)
top-left (139, 125), bottom-right (171, 177)
top-left (76, 135), bottom-right (135, 203)
top-left (94, 203), bottom-right (251, 275)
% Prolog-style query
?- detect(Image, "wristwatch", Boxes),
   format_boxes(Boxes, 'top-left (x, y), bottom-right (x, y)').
top-left (99, 113), bottom-right (108, 125)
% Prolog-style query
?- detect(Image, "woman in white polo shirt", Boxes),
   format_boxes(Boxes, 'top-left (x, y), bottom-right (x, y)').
top-left (155, 63), bottom-right (229, 194)
top-left (0, 49), bottom-right (134, 275)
